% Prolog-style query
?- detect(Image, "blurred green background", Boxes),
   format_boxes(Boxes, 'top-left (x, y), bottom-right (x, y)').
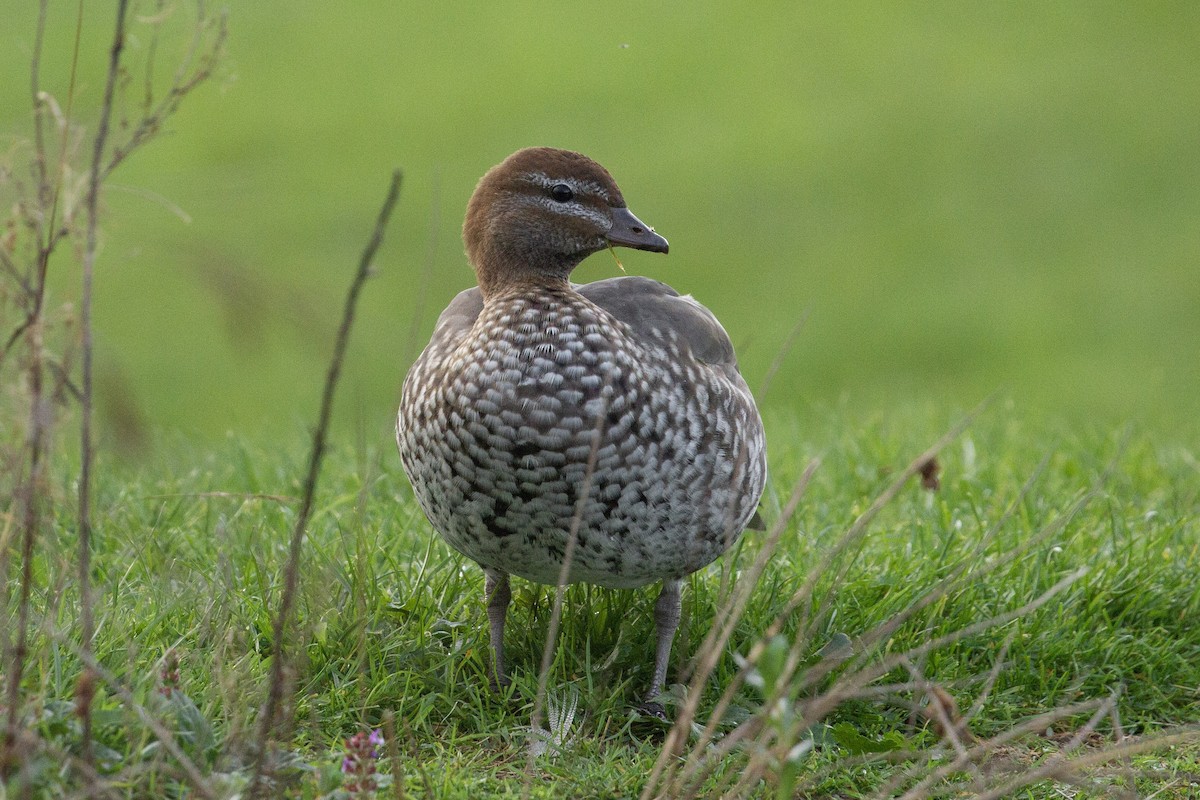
top-left (3, 1), bottom-right (1198, 444)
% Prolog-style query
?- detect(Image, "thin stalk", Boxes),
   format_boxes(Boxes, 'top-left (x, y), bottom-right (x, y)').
top-left (78, 0), bottom-right (131, 775)
top-left (247, 169), bottom-right (403, 797)
top-left (3, 1), bottom-right (53, 781)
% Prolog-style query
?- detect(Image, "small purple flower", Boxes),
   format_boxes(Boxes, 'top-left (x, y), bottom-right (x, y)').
top-left (158, 649), bottom-right (181, 698)
top-left (341, 729), bottom-right (384, 794)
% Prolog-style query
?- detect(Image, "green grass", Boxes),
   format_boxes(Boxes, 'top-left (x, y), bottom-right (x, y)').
top-left (10, 404), bottom-right (1198, 797)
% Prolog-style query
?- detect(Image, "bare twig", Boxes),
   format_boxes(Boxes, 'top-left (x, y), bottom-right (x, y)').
top-left (247, 169), bottom-right (403, 796)
top-left (0, 725), bottom-right (121, 800)
top-left (0, 248), bottom-right (33, 298)
top-left (76, 0), bottom-right (130, 776)
top-left (142, 0), bottom-right (166, 114)
top-left (139, 491), bottom-right (297, 504)
top-left (402, 170), bottom-right (441, 369)
top-left (46, 0), bottom-right (87, 260)
top-left (827, 699), bottom-right (1111, 799)
top-left (756, 307), bottom-right (809, 399)
top-left (102, 8), bottom-right (228, 181)
top-left (818, 566), bottom-right (1088, 725)
top-left (794, 395), bottom-right (998, 646)
top-left (29, 0), bottom-right (51, 227)
top-left (678, 563), bottom-right (1092, 800)
top-left (3, 1), bottom-right (54, 777)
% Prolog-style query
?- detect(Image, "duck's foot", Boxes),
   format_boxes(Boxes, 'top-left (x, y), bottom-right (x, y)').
top-left (635, 699), bottom-right (669, 720)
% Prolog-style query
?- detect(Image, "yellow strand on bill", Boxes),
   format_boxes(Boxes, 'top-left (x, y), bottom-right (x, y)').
top-left (607, 244), bottom-right (627, 273)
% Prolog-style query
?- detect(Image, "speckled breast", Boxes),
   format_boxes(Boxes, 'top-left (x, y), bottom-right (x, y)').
top-left (397, 288), bottom-right (766, 589)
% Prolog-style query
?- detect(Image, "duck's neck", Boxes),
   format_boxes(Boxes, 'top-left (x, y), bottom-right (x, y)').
top-left (475, 260), bottom-right (574, 303)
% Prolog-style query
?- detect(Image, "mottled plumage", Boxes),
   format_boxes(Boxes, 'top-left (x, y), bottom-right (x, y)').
top-left (396, 148), bottom-right (767, 708)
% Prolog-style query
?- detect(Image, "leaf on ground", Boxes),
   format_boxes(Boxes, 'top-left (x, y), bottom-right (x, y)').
top-left (830, 722), bottom-right (909, 754)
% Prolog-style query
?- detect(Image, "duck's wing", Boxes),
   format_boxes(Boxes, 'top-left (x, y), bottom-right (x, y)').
top-left (581, 276), bottom-right (766, 531)
top-left (420, 287), bottom-right (485, 354)
top-left (578, 276), bottom-right (741, 381)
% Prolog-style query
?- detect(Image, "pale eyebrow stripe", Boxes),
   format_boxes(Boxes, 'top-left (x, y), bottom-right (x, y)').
top-left (523, 172), bottom-right (612, 204)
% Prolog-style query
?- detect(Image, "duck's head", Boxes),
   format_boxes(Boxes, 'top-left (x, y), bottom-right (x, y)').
top-left (463, 147), bottom-right (669, 295)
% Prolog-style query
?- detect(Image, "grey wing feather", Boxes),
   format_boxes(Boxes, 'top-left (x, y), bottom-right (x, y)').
top-left (578, 276), bottom-right (741, 378)
top-left (424, 287), bottom-right (484, 352)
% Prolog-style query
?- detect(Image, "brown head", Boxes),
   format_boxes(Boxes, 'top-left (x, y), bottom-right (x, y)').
top-left (463, 147), bottom-right (669, 296)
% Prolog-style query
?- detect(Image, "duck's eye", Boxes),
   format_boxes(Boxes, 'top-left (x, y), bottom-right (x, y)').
top-left (549, 183), bottom-right (574, 203)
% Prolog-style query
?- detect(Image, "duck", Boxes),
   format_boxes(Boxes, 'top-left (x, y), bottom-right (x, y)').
top-left (396, 147), bottom-right (767, 711)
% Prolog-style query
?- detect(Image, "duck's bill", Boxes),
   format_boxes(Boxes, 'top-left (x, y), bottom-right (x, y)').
top-left (607, 207), bottom-right (669, 253)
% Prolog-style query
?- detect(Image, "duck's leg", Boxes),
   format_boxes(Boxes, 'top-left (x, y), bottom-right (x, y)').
top-left (644, 578), bottom-right (682, 713)
top-left (484, 569), bottom-right (512, 689)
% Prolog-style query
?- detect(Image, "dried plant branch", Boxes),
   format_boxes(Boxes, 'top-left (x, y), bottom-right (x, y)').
top-left (102, 7), bottom-right (228, 182)
top-left (818, 438), bottom-right (1121, 703)
top-left (76, 0), bottom-right (131, 775)
top-left (851, 700), bottom-right (1111, 799)
top-left (898, 659), bottom-right (977, 770)
top-left (45, 1), bottom-right (87, 261)
top-left (959, 627), bottom-right (1018, 731)
top-left (380, 710), bottom-right (406, 800)
top-left (248, 169), bottom-right (403, 797)
top-left (29, 1), bottom-right (51, 235)
top-left (3, 0), bottom-right (56, 774)
top-left (833, 454), bottom-right (1054, 662)
top-left (756, 307), bottom-right (809, 400)
top-left (0, 249), bottom-right (32, 298)
top-left (1105, 699), bottom-right (1139, 799)
top-left (402, 171), bottom-right (441, 369)
top-left (809, 565), bottom-right (1089, 727)
top-left (890, 691), bottom-right (1121, 800)
top-left (142, 0), bottom-right (167, 114)
top-left (794, 485), bottom-right (1091, 703)
top-left (139, 491), bottom-right (297, 504)
top-left (0, 725), bottom-right (121, 800)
